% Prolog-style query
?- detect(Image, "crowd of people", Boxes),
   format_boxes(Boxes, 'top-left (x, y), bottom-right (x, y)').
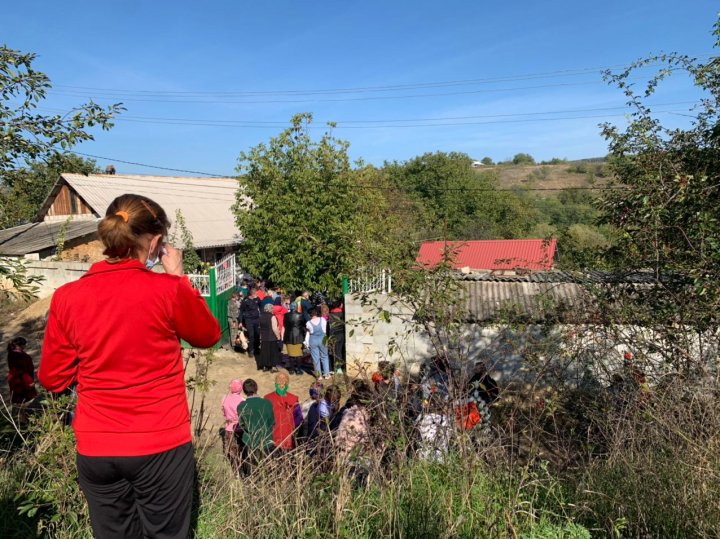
top-left (219, 356), bottom-right (501, 479)
top-left (226, 281), bottom-right (344, 378)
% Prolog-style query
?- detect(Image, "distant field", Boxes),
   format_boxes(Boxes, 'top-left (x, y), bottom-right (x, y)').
top-left (477, 161), bottom-right (611, 196)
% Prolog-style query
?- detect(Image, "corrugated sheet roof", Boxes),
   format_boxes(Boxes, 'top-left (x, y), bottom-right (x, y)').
top-left (59, 174), bottom-right (241, 248)
top-left (0, 220), bottom-right (98, 255)
top-left (457, 270), bottom-right (665, 284)
top-left (417, 239), bottom-right (556, 271)
top-left (461, 280), bottom-right (590, 322)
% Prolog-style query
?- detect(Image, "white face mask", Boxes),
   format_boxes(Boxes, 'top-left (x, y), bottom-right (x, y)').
top-left (145, 243), bottom-right (163, 270)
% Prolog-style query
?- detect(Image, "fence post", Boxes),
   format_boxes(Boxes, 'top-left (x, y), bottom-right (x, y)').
top-left (342, 276), bottom-right (349, 295)
top-left (208, 266), bottom-right (217, 319)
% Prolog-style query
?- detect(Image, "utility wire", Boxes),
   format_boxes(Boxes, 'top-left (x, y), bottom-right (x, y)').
top-left (39, 100), bottom-right (695, 126)
top-left (51, 57), bottom-right (712, 96)
top-left (48, 80), bottom-right (618, 105)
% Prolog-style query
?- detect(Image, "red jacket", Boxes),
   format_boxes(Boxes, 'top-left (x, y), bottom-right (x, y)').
top-left (39, 259), bottom-right (220, 457)
top-left (264, 391), bottom-right (301, 449)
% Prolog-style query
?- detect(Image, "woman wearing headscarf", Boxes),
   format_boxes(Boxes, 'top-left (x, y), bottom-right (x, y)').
top-left (264, 370), bottom-right (303, 450)
top-left (39, 194), bottom-right (220, 539)
top-left (258, 303), bottom-right (281, 372)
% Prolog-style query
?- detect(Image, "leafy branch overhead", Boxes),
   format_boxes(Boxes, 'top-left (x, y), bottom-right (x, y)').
top-left (0, 45), bottom-right (123, 299)
top-left (0, 46), bottom-right (124, 172)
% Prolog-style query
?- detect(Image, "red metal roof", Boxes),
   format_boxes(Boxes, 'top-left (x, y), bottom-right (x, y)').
top-left (417, 239), bottom-right (556, 271)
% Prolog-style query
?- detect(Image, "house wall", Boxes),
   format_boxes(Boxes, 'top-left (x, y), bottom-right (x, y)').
top-left (344, 292), bottom-right (718, 387)
top-left (45, 184), bottom-right (93, 221)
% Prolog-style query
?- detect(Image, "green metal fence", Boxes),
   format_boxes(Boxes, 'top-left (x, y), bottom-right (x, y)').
top-left (187, 253), bottom-right (237, 347)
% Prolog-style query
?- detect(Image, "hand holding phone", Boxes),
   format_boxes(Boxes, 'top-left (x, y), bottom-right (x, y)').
top-left (161, 243), bottom-right (184, 276)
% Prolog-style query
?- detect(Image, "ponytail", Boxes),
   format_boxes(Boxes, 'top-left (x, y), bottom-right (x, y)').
top-left (97, 194), bottom-right (169, 261)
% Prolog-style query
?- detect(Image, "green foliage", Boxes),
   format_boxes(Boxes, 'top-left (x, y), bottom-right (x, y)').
top-left (0, 256), bottom-right (43, 300)
top-left (171, 209), bottom-right (204, 274)
top-left (540, 157), bottom-right (568, 165)
top-left (52, 216), bottom-right (73, 261)
top-left (0, 46), bottom-right (123, 173)
top-left (0, 153), bottom-right (98, 228)
top-left (233, 113), bottom-right (402, 295)
top-left (0, 397), bottom-right (91, 538)
top-left (481, 156), bottom-right (493, 165)
top-left (598, 22), bottom-right (720, 329)
top-left (512, 152), bottom-right (536, 165)
top-left (0, 45), bottom-right (121, 299)
top-left (386, 152), bottom-right (535, 240)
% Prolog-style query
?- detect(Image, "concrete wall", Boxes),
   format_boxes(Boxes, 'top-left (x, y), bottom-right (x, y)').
top-left (25, 260), bottom-right (92, 297)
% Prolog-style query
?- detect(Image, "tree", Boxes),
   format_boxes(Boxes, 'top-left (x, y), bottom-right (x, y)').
top-left (169, 209), bottom-right (205, 274)
top-left (0, 153), bottom-right (98, 228)
top-left (596, 19), bottom-right (720, 374)
top-left (512, 153), bottom-right (536, 165)
top-left (386, 152), bottom-right (534, 240)
top-left (1, 47), bottom-right (122, 173)
top-left (0, 45), bottom-right (122, 298)
top-left (481, 157), bottom-right (493, 166)
top-left (232, 113), bottom-right (399, 295)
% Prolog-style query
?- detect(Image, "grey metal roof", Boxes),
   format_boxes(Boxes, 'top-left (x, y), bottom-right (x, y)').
top-left (0, 220), bottom-right (99, 255)
top-left (58, 174), bottom-right (242, 249)
top-left (460, 280), bottom-right (591, 322)
top-left (457, 270), bottom-right (664, 284)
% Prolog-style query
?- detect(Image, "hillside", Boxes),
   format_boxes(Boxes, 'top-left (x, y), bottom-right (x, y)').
top-left (478, 160), bottom-right (611, 196)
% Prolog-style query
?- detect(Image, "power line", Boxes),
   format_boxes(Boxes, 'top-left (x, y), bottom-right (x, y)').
top-left (39, 100), bottom-right (695, 126)
top-left (51, 57), bottom-right (712, 97)
top-left (70, 151), bottom-right (233, 178)
top-left (106, 109), bottom-right (690, 129)
top-left (48, 80), bottom-right (617, 105)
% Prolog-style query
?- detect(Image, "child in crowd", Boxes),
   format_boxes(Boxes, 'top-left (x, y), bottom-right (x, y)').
top-left (221, 379), bottom-right (245, 473)
top-left (6, 336), bottom-right (38, 421)
top-left (236, 379), bottom-right (275, 475)
top-left (303, 381), bottom-right (324, 441)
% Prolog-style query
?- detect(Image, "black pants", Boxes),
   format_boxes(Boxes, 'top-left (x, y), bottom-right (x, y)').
top-left (77, 442), bottom-right (194, 539)
top-left (244, 320), bottom-right (261, 357)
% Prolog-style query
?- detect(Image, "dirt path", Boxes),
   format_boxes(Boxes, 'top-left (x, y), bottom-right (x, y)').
top-left (187, 347), bottom-right (331, 434)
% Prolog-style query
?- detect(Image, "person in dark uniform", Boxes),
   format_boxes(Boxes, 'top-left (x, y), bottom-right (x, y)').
top-left (239, 287), bottom-right (262, 359)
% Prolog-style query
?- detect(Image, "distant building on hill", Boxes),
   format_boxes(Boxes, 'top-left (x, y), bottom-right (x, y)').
top-left (416, 239), bottom-right (557, 274)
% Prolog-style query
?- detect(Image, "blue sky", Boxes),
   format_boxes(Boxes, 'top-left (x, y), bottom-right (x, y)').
top-left (5, 1), bottom-right (718, 175)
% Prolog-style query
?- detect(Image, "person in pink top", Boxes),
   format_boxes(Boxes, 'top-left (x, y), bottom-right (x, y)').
top-left (221, 379), bottom-right (245, 473)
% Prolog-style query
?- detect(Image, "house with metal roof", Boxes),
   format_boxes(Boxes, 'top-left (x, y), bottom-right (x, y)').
top-left (0, 172), bottom-right (242, 261)
top-left (417, 239), bottom-right (557, 273)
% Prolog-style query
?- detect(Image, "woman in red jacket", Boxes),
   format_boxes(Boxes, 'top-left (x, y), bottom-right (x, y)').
top-left (39, 194), bottom-right (220, 539)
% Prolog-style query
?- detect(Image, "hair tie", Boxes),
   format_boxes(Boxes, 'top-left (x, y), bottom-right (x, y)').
top-left (115, 211), bottom-right (129, 223)
top-left (139, 200), bottom-right (157, 220)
